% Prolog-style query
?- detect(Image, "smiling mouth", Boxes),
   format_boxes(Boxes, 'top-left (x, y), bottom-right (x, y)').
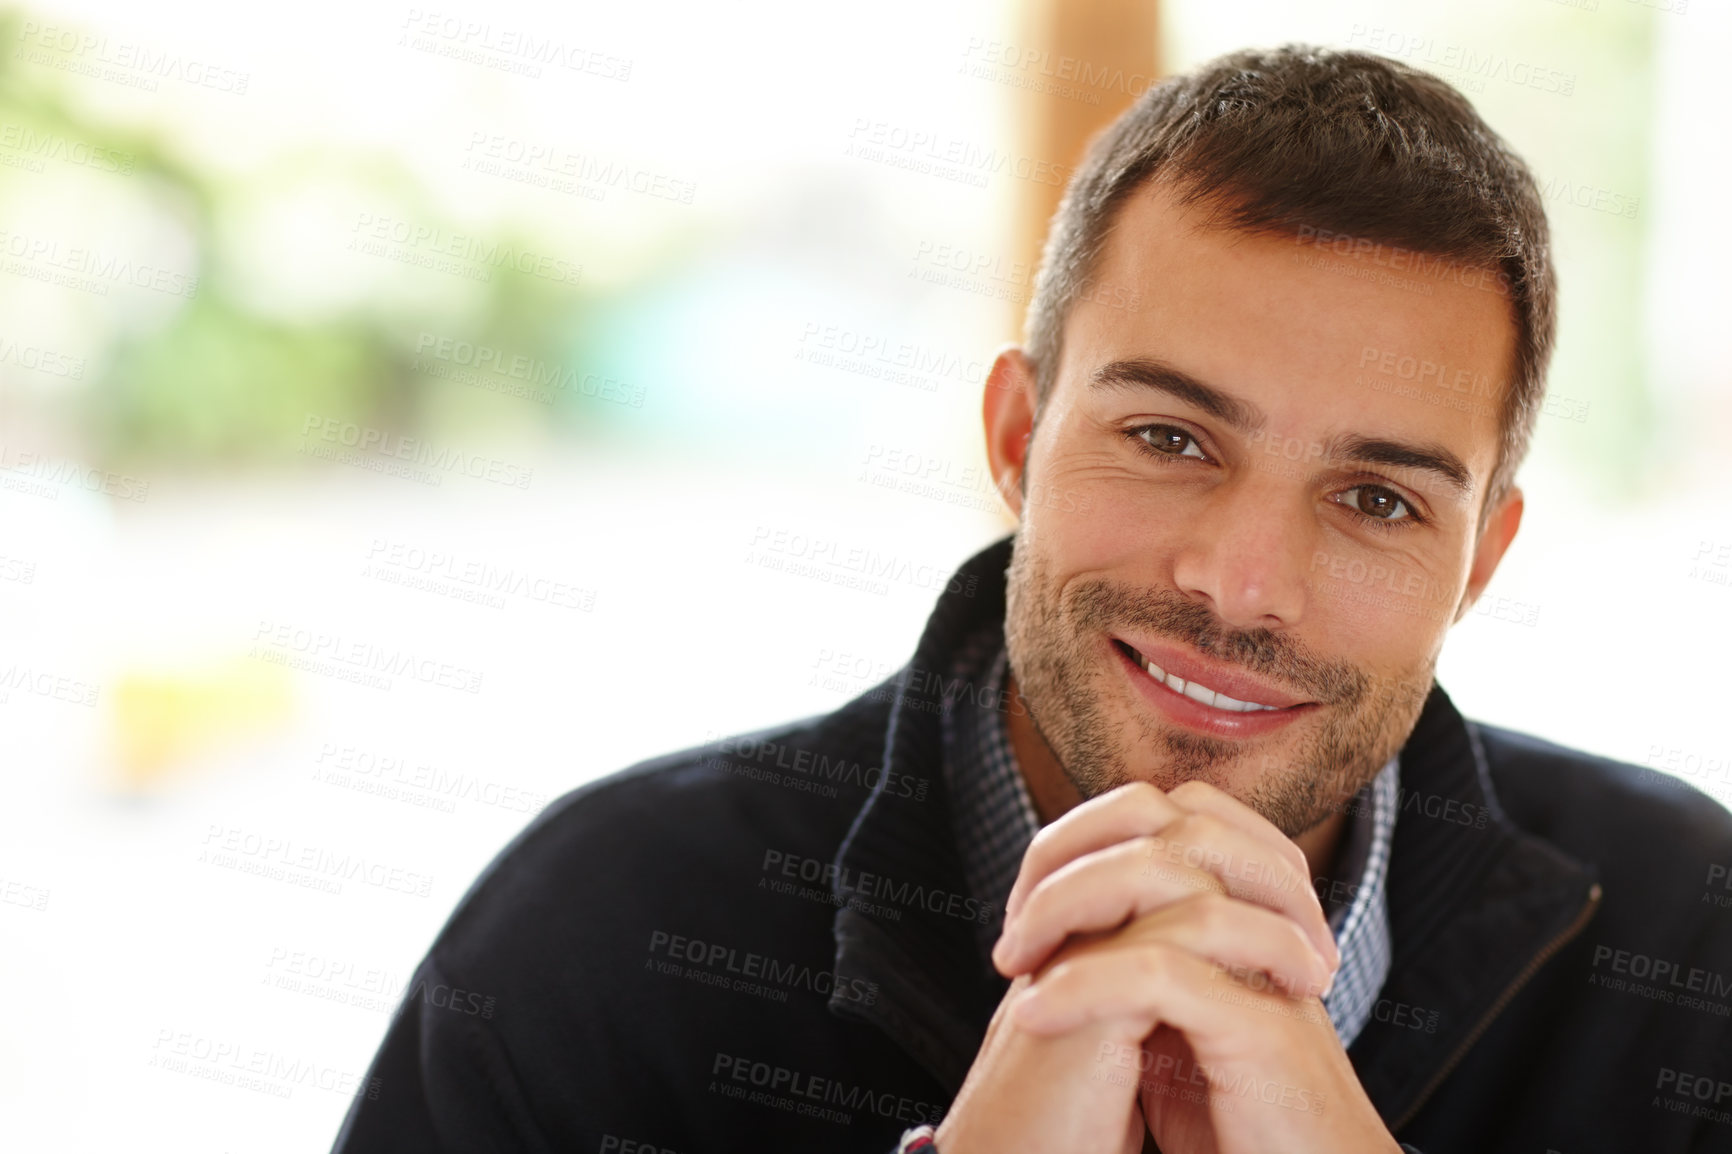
top-left (1114, 640), bottom-right (1300, 714)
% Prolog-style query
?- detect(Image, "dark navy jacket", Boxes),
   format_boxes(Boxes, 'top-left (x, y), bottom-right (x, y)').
top-left (332, 535), bottom-right (1732, 1153)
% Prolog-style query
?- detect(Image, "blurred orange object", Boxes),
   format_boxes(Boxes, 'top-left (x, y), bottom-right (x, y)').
top-left (111, 658), bottom-right (294, 792)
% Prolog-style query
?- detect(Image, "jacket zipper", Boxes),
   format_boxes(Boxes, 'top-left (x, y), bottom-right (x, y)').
top-left (1390, 881), bottom-right (1603, 1133)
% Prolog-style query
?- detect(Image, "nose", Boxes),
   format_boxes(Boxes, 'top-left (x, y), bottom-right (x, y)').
top-left (1168, 471), bottom-right (1312, 630)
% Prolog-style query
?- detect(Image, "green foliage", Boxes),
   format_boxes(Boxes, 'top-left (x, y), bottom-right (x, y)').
top-left (94, 299), bottom-right (386, 462)
top-left (0, 7), bottom-right (643, 467)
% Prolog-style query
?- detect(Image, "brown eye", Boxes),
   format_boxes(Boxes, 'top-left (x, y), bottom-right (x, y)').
top-left (1341, 485), bottom-right (1412, 521)
top-left (1136, 425), bottom-right (1206, 459)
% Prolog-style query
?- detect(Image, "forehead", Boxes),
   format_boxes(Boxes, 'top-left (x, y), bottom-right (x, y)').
top-left (1058, 180), bottom-right (1518, 483)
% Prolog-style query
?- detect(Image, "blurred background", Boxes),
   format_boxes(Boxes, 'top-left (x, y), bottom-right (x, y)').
top-left (1, 0), bottom-right (1728, 1148)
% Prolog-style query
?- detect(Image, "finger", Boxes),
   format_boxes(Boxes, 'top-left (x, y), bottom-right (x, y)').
top-left (1001, 812), bottom-right (1333, 981)
top-left (1013, 938), bottom-right (1322, 1039)
top-left (1167, 781), bottom-right (1338, 967)
top-left (1115, 892), bottom-right (1333, 1001)
top-left (994, 837), bottom-right (1225, 977)
top-left (1001, 781), bottom-right (1338, 974)
top-left (1005, 782), bottom-right (1184, 921)
top-left (1167, 780), bottom-right (1305, 871)
top-left (1142, 810), bottom-right (1336, 973)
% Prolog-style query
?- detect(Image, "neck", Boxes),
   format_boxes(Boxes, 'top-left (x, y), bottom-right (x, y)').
top-left (1004, 669), bottom-right (1348, 880)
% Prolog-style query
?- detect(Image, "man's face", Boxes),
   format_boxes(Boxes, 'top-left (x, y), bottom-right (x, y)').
top-left (995, 179), bottom-right (1521, 837)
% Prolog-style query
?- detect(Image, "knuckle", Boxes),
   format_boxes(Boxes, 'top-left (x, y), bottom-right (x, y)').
top-left (1010, 976), bottom-right (1043, 1009)
top-left (1189, 891), bottom-right (1235, 933)
top-left (1168, 779), bottom-right (1217, 806)
top-left (1019, 878), bottom-right (1055, 922)
top-left (1276, 915), bottom-right (1310, 953)
top-left (1038, 954), bottom-right (1084, 991)
top-left (1016, 844), bottom-right (1057, 881)
top-left (1118, 781), bottom-right (1168, 824)
top-left (1133, 778), bottom-right (1174, 807)
top-left (1025, 824), bottom-right (1061, 859)
top-left (1125, 834), bottom-right (1174, 868)
top-left (1007, 982), bottom-right (1051, 1027)
top-left (1267, 857), bottom-right (1307, 901)
top-left (1134, 942), bottom-right (1176, 983)
top-left (1175, 811), bottom-right (1217, 842)
top-left (1109, 780), bottom-right (1157, 806)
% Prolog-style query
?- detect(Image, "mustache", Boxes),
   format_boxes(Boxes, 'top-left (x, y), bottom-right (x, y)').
top-left (1069, 579), bottom-right (1369, 705)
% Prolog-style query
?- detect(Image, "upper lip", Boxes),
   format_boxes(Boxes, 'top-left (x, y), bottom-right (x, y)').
top-left (1114, 635), bottom-right (1313, 710)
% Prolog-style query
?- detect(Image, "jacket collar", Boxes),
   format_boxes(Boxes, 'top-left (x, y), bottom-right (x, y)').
top-left (1344, 683), bottom-right (1602, 1128)
top-left (826, 536), bottom-right (1013, 1089)
top-left (826, 534), bottom-right (1601, 1122)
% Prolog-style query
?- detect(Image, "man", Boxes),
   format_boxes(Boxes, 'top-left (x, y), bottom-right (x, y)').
top-left (333, 46), bottom-right (1732, 1153)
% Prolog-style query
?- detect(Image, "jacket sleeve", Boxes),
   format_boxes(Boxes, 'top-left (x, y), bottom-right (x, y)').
top-left (329, 955), bottom-right (557, 1154)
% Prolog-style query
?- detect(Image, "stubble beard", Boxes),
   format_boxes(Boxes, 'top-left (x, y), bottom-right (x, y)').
top-left (1002, 533), bottom-right (1436, 837)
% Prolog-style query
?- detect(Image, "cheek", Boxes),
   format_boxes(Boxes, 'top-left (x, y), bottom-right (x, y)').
top-left (1029, 491), bottom-right (1183, 587)
top-left (1022, 454), bottom-right (1197, 570)
top-left (1308, 561), bottom-right (1455, 678)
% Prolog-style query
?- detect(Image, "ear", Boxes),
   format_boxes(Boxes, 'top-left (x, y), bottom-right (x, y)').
top-left (983, 346), bottom-right (1039, 519)
top-left (1455, 486), bottom-right (1524, 623)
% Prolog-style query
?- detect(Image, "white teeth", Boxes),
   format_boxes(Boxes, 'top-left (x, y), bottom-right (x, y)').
top-left (1135, 651), bottom-right (1279, 713)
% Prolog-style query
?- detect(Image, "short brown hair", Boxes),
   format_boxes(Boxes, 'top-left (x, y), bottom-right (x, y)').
top-left (1024, 44), bottom-right (1556, 507)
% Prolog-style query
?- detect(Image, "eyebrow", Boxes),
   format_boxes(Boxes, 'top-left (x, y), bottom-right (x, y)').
top-left (1089, 358), bottom-right (1265, 434)
top-left (1088, 356), bottom-right (1476, 498)
top-left (1328, 434), bottom-right (1474, 497)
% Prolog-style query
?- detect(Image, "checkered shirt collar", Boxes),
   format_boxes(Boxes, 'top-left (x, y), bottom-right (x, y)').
top-left (938, 625), bottom-right (1399, 1049)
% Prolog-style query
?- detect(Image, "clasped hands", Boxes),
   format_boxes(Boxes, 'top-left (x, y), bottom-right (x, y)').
top-left (933, 781), bottom-right (1401, 1154)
